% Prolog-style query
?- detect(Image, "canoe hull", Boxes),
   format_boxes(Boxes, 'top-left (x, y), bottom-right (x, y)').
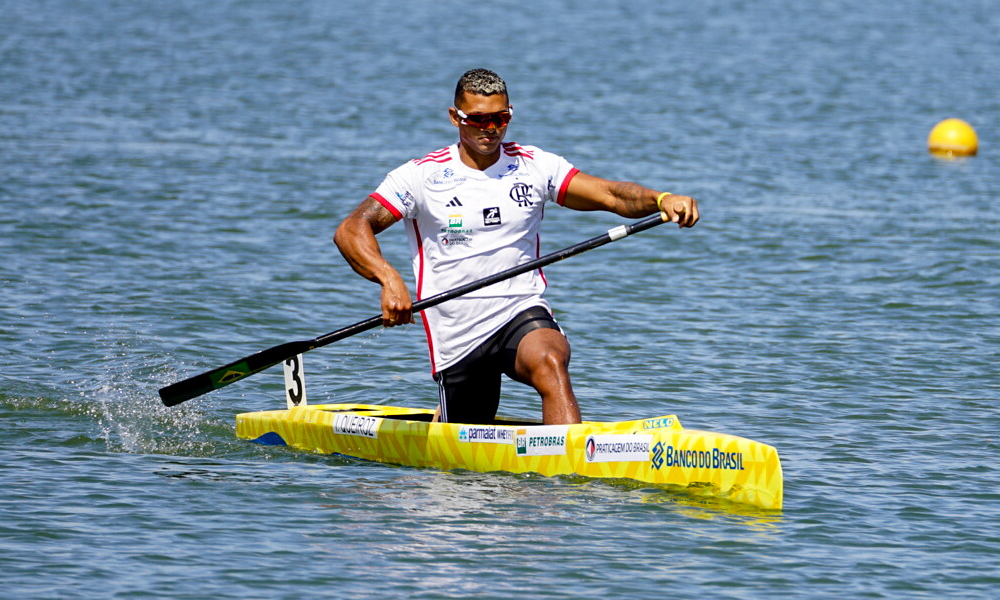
top-left (236, 403), bottom-right (783, 510)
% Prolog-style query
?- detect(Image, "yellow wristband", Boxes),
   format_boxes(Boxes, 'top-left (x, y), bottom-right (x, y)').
top-left (656, 192), bottom-right (673, 212)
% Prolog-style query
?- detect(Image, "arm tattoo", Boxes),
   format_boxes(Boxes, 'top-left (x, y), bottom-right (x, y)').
top-left (610, 181), bottom-right (650, 214)
top-left (353, 196), bottom-right (397, 235)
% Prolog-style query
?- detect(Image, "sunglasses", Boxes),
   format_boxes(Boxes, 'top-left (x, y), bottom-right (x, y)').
top-left (456, 107), bottom-right (513, 129)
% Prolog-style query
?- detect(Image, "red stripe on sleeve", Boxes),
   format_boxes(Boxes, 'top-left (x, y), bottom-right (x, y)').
top-left (371, 193), bottom-right (403, 220)
top-left (556, 168), bottom-right (580, 206)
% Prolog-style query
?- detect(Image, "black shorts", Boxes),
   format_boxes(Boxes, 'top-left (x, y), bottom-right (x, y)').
top-left (433, 305), bottom-right (562, 424)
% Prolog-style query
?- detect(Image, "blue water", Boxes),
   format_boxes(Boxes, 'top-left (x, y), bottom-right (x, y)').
top-left (2, 1), bottom-right (999, 598)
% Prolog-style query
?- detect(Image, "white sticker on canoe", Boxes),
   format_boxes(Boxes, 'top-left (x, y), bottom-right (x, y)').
top-left (459, 425), bottom-right (514, 445)
top-left (584, 434), bottom-right (653, 463)
top-left (332, 413), bottom-right (380, 439)
top-left (515, 426), bottom-right (568, 456)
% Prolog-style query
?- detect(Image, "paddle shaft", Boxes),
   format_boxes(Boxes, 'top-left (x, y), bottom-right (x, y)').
top-left (159, 212), bottom-right (670, 406)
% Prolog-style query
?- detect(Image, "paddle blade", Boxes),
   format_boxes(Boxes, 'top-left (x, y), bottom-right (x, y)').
top-left (159, 341), bottom-right (311, 406)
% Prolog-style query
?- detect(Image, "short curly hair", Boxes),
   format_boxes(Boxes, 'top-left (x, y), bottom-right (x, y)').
top-left (454, 68), bottom-right (508, 104)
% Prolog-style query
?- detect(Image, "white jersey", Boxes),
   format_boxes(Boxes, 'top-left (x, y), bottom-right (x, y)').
top-left (372, 142), bottom-right (579, 373)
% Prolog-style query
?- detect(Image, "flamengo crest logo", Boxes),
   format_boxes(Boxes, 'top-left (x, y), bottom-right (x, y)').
top-left (509, 183), bottom-right (533, 207)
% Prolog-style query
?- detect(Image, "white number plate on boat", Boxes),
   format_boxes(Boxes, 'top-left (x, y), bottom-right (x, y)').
top-left (332, 414), bottom-right (380, 439)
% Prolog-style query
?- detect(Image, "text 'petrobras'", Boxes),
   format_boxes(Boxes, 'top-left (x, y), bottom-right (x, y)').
top-left (515, 425), bottom-right (569, 456)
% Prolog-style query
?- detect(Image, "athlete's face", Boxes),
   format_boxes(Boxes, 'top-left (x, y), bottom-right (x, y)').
top-left (450, 92), bottom-right (510, 167)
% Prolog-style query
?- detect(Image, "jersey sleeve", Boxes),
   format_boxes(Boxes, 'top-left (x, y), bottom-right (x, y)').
top-left (371, 162), bottom-right (420, 220)
top-left (533, 148), bottom-right (579, 206)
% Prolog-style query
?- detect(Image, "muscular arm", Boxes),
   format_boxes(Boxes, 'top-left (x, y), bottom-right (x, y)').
top-left (562, 172), bottom-right (699, 227)
top-left (333, 196), bottom-right (414, 326)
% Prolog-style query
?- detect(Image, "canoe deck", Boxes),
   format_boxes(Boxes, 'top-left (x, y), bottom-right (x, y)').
top-left (236, 403), bottom-right (783, 510)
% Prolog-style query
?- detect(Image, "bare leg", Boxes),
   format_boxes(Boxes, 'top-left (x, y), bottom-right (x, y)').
top-left (514, 328), bottom-right (582, 424)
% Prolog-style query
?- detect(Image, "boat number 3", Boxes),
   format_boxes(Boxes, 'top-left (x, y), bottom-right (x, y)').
top-left (283, 354), bottom-right (307, 407)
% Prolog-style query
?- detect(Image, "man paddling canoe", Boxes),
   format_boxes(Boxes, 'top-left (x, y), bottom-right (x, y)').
top-left (335, 68), bottom-right (698, 425)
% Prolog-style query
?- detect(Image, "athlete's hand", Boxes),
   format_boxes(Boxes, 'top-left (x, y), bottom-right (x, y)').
top-left (380, 274), bottom-right (414, 327)
top-left (662, 194), bottom-right (699, 228)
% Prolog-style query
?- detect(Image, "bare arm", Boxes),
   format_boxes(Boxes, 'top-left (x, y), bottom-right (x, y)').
top-left (562, 172), bottom-right (699, 228)
top-left (333, 196), bottom-right (413, 326)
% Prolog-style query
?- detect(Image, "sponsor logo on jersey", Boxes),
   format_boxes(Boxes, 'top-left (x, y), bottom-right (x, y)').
top-left (584, 434), bottom-right (652, 463)
top-left (428, 168), bottom-right (467, 189)
top-left (396, 191), bottom-right (415, 210)
top-left (483, 207), bottom-right (501, 226)
top-left (441, 234), bottom-right (472, 246)
top-left (440, 211), bottom-right (472, 244)
top-left (446, 197), bottom-right (463, 207)
top-left (500, 164), bottom-right (526, 178)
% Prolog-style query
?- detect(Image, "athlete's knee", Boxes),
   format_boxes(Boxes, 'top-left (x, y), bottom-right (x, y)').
top-left (517, 330), bottom-right (571, 382)
top-left (535, 344), bottom-right (570, 372)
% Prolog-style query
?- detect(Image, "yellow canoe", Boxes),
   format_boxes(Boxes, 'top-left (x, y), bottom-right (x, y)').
top-left (236, 402), bottom-right (783, 510)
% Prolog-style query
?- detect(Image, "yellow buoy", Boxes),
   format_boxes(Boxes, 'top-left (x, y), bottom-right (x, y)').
top-left (928, 118), bottom-right (978, 157)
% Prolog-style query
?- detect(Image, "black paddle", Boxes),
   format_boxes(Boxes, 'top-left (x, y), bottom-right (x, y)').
top-left (159, 211), bottom-right (671, 406)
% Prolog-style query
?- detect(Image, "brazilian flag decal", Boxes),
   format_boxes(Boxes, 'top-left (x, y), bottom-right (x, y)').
top-left (212, 361), bottom-right (251, 387)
